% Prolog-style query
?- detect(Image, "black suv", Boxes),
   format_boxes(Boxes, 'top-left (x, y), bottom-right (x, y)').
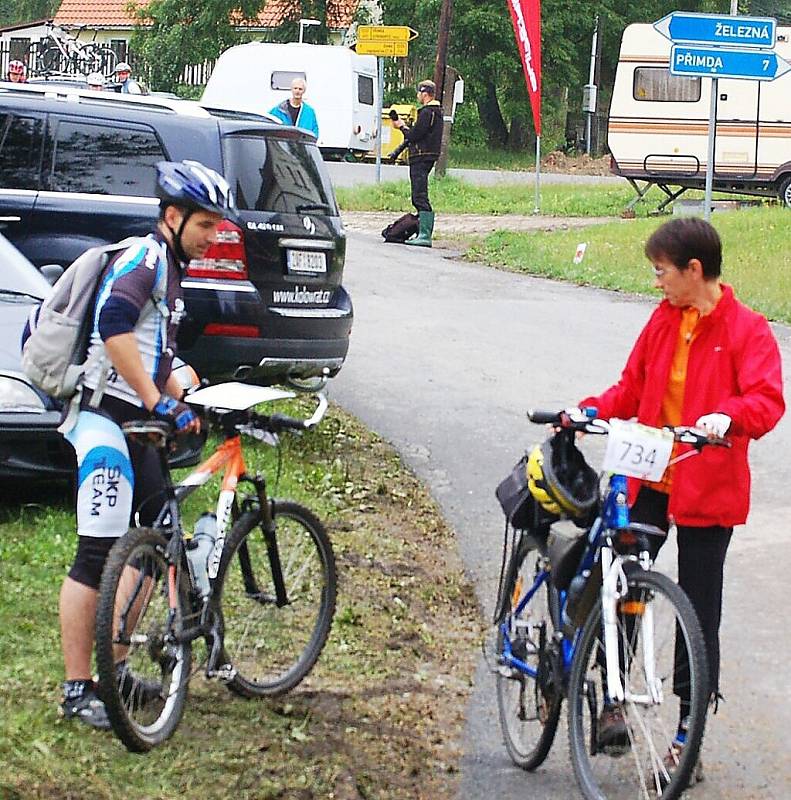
top-left (0, 83), bottom-right (352, 385)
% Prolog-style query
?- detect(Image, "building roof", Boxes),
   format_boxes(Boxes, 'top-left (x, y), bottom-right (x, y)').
top-left (0, 18), bottom-right (51, 34)
top-left (53, 0), bottom-right (359, 30)
top-left (54, 0), bottom-right (145, 28)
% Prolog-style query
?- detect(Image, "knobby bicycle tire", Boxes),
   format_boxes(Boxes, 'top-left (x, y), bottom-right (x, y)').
top-left (496, 548), bottom-right (563, 771)
top-left (567, 569), bottom-right (709, 800)
top-left (95, 527), bottom-right (193, 752)
top-left (217, 501), bottom-right (336, 697)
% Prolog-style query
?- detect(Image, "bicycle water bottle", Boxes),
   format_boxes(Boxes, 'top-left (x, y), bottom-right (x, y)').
top-left (186, 512), bottom-right (217, 599)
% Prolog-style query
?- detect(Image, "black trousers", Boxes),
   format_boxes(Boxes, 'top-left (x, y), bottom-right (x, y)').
top-left (630, 487), bottom-right (733, 699)
top-left (409, 158), bottom-right (436, 212)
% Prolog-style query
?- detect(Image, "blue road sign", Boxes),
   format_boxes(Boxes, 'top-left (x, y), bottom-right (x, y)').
top-left (655, 12), bottom-right (776, 49)
top-left (670, 45), bottom-right (791, 81)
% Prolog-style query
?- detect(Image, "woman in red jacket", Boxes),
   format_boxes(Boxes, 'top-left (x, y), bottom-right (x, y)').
top-left (581, 217), bottom-right (784, 778)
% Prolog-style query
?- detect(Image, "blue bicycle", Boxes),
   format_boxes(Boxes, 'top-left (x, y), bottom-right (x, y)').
top-left (494, 408), bottom-right (728, 800)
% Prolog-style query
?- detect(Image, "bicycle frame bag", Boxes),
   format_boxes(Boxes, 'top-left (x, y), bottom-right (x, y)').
top-left (21, 237), bottom-right (159, 402)
top-left (382, 212), bottom-right (419, 243)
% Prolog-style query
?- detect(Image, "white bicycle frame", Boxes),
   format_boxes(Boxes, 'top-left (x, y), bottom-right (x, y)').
top-left (600, 546), bottom-right (663, 707)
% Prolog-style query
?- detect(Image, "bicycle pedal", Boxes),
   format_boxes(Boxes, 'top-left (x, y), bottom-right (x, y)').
top-left (208, 664), bottom-right (237, 682)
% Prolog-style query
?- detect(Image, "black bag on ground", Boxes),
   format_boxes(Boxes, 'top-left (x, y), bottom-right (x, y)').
top-left (382, 212), bottom-right (419, 243)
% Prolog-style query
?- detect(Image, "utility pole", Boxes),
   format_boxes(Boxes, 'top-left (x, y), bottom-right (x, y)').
top-left (433, 0), bottom-right (453, 176)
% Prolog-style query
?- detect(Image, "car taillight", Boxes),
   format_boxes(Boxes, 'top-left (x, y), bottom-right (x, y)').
top-left (186, 219), bottom-right (247, 280)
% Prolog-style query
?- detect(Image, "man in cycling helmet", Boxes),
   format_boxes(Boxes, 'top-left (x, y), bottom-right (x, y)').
top-left (56, 160), bottom-right (234, 730)
top-left (7, 60), bottom-right (26, 83)
top-left (112, 61), bottom-right (143, 94)
top-left (577, 217), bottom-right (784, 777)
top-left (86, 72), bottom-right (105, 90)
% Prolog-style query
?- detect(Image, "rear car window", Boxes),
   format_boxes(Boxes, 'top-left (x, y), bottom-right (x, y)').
top-left (0, 113), bottom-right (43, 190)
top-left (223, 134), bottom-right (338, 215)
top-left (50, 120), bottom-right (166, 195)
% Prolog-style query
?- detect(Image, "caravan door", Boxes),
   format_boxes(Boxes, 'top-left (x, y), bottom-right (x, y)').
top-left (352, 71), bottom-right (377, 151)
top-left (714, 78), bottom-right (759, 177)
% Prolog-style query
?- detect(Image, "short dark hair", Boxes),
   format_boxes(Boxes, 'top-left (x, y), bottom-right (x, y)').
top-left (644, 217), bottom-right (722, 279)
top-left (417, 79), bottom-right (436, 96)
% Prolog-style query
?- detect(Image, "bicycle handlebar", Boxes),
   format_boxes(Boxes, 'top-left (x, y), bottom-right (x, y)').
top-left (243, 392), bottom-right (328, 436)
top-left (527, 408), bottom-right (731, 449)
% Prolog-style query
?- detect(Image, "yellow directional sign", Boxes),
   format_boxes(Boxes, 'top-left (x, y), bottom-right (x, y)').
top-left (356, 40), bottom-right (409, 57)
top-left (358, 25), bottom-right (419, 42)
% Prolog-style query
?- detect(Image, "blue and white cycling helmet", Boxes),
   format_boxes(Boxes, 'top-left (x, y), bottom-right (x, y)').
top-left (155, 160), bottom-right (235, 217)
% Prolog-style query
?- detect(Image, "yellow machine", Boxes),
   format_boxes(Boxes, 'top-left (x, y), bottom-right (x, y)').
top-left (372, 103), bottom-right (416, 163)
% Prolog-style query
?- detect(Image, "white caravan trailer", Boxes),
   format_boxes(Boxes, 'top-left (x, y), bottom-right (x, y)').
top-left (201, 42), bottom-right (379, 158)
top-left (608, 23), bottom-right (791, 209)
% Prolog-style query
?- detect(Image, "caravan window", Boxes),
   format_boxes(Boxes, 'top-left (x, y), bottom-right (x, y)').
top-left (272, 71), bottom-right (306, 90)
top-left (634, 68), bottom-right (701, 103)
top-left (358, 75), bottom-right (374, 105)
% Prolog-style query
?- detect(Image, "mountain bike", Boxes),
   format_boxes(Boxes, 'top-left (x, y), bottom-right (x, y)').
top-left (29, 23), bottom-right (117, 77)
top-left (94, 382), bottom-right (336, 752)
top-left (494, 408), bottom-right (730, 800)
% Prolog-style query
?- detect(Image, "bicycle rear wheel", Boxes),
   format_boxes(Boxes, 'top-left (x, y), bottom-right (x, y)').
top-left (39, 44), bottom-right (63, 73)
top-left (567, 569), bottom-right (708, 800)
top-left (95, 527), bottom-right (193, 752)
top-left (496, 548), bottom-right (562, 770)
top-left (217, 501), bottom-right (336, 697)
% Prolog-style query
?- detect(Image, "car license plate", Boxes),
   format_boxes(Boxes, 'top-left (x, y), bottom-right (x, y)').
top-left (287, 250), bottom-right (327, 274)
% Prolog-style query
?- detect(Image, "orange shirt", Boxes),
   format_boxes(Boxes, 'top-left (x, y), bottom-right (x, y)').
top-left (645, 306), bottom-right (700, 494)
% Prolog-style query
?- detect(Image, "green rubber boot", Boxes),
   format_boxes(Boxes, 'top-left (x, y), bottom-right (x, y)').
top-left (405, 211), bottom-right (435, 247)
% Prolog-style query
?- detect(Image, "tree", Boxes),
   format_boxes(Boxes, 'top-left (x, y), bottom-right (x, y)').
top-left (130, 0), bottom-right (266, 91)
top-left (0, 0), bottom-right (59, 26)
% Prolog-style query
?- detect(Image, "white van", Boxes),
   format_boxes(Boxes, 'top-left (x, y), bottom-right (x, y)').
top-left (201, 42), bottom-right (379, 159)
top-left (608, 23), bottom-right (791, 208)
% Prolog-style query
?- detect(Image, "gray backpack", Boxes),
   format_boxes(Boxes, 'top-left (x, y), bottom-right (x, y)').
top-left (21, 236), bottom-right (166, 404)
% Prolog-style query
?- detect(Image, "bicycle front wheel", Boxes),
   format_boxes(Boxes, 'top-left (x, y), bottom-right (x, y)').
top-left (567, 569), bottom-right (709, 800)
top-left (217, 501), bottom-right (336, 697)
top-left (95, 527), bottom-right (193, 752)
top-left (496, 549), bottom-right (562, 770)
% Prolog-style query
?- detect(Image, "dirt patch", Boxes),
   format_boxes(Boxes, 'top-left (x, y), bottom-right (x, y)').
top-left (541, 150), bottom-right (612, 176)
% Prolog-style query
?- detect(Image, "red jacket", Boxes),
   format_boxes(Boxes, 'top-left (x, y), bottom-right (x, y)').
top-left (580, 284), bottom-right (784, 527)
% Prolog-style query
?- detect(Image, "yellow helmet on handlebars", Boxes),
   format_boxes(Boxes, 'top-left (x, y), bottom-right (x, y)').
top-left (526, 433), bottom-right (599, 524)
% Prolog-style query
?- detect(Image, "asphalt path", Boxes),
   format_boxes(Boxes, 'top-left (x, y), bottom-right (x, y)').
top-left (324, 160), bottom-right (622, 188)
top-left (331, 230), bottom-right (791, 799)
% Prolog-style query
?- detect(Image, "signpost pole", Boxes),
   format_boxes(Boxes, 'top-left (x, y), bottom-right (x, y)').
top-left (375, 56), bottom-right (384, 184)
top-left (533, 134), bottom-right (540, 214)
top-left (704, 77), bottom-right (717, 222)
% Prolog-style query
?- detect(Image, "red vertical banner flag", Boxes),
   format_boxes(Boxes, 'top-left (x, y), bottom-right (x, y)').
top-left (506, 0), bottom-right (542, 136)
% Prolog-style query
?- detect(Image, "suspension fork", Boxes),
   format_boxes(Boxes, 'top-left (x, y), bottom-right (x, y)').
top-left (601, 548), bottom-right (661, 706)
top-left (601, 547), bottom-right (628, 703)
top-left (256, 477), bottom-right (289, 607)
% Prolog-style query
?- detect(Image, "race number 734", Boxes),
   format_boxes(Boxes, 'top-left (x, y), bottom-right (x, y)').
top-left (601, 419), bottom-right (674, 482)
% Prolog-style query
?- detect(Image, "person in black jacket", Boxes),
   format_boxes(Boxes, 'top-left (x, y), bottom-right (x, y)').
top-left (392, 80), bottom-right (442, 247)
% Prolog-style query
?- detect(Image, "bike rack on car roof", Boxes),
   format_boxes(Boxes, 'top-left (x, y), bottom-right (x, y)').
top-left (0, 81), bottom-right (212, 118)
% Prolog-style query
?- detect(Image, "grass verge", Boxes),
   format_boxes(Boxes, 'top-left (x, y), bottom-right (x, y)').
top-left (336, 176), bottom-right (761, 219)
top-left (0, 402), bottom-right (480, 800)
top-left (466, 206), bottom-right (791, 323)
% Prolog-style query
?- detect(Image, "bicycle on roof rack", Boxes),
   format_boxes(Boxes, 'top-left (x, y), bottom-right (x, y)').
top-left (492, 407), bottom-right (731, 800)
top-left (28, 22), bottom-right (117, 78)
